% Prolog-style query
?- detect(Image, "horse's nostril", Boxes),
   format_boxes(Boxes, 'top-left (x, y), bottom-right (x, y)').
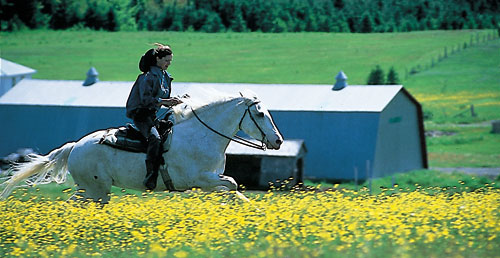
top-left (276, 139), bottom-right (282, 145)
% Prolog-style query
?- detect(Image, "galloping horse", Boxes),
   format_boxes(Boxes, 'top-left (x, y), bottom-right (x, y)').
top-left (0, 90), bottom-right (283, 203)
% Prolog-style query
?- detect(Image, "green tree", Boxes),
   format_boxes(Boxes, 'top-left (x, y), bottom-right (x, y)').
top-left (201, 12), bottom-right (224, 32)
top-left (50, 0), bottom-right (72, 29)
top-left (84, 0), bottom-right (108, 30)
top-left (367, 65), bottom-right (385, 85)
top-left (386, 67), bottom-right (400, 85)
top-left (334, 0), bottom-right (344, 10)
top-left (272, 17), bottom-right (287, 32)
top-left (229, 8), bottom-right (247, 32)
top-left (360, 12), bottom-right (373, 33)
top-left (30, 0), bottom-right (50, 29)
top-left (333, 12), bottom-right (350, 32)
top-left (105, 8), bottom-right (118, 31)
top-left (169, 8), bottom-right (184, 31)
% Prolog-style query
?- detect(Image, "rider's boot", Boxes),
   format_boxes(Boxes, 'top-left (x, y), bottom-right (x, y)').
top-left (143, 134), bottom-right (161, 190)
top-left (144, 160), bottom-right (159, 191)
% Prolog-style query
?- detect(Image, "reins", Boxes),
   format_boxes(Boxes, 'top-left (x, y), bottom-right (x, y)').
top-left (190, 102), bottom-right (267, 150)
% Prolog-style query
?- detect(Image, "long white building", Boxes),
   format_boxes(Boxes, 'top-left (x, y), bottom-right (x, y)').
top-left (0, 77), bottom-right (427, 180)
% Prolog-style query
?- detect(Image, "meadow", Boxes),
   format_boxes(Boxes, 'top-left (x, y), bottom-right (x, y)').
top-left (1, 30), bottom-right (496, 84)
top-left (1, 182), bottom-right (499, 258)
top-left (1, 29), bottom-right (498, 125)
top-left (426, 124), bottom-right (500, 167)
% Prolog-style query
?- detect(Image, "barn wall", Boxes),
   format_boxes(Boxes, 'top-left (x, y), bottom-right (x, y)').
top-left (372, 92), bottom-right (425, 177)
top-left (271, 111), bottom-right (380, 179)
top-left (0, 105), bottom-right (130, 156)
top-left (0, 77), bottom-right (14, 97)
top-left (224, 155), bottom-right (261, 188)
top-left (260, 156), bottom-right (298, 187)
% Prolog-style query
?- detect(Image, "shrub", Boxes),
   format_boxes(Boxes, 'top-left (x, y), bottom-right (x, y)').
top-left (367, 65), bottom-right (385, 85)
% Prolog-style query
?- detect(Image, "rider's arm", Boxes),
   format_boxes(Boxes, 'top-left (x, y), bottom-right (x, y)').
top-left (159, 98), bottom-right (183, 107)
top-left (138, 75), bottom-right (160, 108)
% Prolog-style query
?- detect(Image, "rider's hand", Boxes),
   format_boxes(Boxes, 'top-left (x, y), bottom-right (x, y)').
top-left (160, 98), bottom-right (183, 107)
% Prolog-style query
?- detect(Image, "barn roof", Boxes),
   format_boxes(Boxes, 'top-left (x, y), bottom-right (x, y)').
top-left (0, 79), bottom-right (406, 112)
top-left (0, 58), bottom-right (37, 77)
top-left (0, 79), bottom-right (130, 107)
top-left (226, 139), bottom-right (306, 157)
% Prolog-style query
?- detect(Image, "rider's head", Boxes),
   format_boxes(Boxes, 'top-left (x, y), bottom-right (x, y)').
top-left (139, 43), bottom-right (173, 73)
top-left (154, 43), bottom-right (173, 71)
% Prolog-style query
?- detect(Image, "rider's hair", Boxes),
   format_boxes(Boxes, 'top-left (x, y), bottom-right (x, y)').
top-left (139, 43), bottom-right (173, 73)
top-left (153, 43), bottom-right (172, 58)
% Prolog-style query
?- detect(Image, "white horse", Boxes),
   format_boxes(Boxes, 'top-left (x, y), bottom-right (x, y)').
top-left (0, 90), bottom-right (283, 203)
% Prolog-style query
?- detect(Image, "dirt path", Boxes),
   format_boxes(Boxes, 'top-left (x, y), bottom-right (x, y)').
top-left (431, 167), bottom-right (500, 180)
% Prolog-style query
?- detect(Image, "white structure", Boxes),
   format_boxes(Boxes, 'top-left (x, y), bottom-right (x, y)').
top-left (225, 139), bottom-right (307, 189)
top-left (0, 78), bottom-right (427, 180)
top-left (0, 58), bottom-right (37, 96)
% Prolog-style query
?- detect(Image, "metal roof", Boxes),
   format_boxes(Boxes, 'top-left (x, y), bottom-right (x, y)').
top-left (0, 79), bottom-right (404, 112)
top-left (0, 58), bottom-right (37, 77)
top-left (175, 83), bottom-right (402, 112)
top-left (0, 79), bottom-right (131, 107)
top-left (226, 139), bottom-right (305, 157)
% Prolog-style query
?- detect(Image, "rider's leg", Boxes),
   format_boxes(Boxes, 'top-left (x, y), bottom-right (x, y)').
top-left (144, 130), bottom-right (161, 190)
top-left (134, 114), bottom-right (162, 190)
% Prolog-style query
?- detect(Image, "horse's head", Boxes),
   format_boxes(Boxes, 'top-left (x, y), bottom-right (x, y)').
top-left (239, 90), bottom-right (283, 150)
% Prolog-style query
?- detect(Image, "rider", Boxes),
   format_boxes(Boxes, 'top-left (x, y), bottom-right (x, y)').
top-left (126, 43), bottom-right (182, 190)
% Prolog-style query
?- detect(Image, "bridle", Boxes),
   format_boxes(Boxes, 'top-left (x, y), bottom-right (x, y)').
top-left (191, 101), bottom-right (267, 150)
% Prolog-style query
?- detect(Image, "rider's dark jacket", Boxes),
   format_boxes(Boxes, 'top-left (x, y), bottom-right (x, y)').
top-left (126, 66), bottom-right (173, 119)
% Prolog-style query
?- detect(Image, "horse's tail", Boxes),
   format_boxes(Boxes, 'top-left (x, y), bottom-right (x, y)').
top-left (0, 142), bottom-right (77, 200)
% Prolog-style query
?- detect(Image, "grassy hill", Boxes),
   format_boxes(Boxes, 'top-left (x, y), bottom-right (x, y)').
top-left (404, 39), bottom-right (500, 123)
top-left (1, 30), bottom-right (498, 122)
top-left (0, 30), bottom-right (495, 83)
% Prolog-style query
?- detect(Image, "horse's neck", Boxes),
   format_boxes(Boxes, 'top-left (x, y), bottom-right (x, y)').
top-left (173, 98), bottom-right (246, 151)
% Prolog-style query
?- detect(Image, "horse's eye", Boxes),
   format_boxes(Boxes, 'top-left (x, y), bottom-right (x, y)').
top-left (256, 112), bottom-right (265, 118)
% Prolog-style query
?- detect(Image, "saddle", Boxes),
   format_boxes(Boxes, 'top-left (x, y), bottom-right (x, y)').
top-left (98, 120), bottom-right (173, 153)
top-left (98, 121), bottom-right (176, 191)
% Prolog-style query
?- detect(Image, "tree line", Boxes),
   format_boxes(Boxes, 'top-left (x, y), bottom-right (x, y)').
top-left (2, 0), bottom-right (499, 32)
top-left (367, 66), bottom-right (399, 85)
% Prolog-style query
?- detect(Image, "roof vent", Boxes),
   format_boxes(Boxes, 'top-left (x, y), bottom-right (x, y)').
top-left (332, 70), bottom-right (347, 91)
top-left (83, 67), bottom-right (99, 86)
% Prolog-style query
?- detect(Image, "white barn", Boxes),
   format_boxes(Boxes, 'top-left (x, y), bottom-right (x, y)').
top-left (0, 78), bottom-right (427, 180)
top-left (0, 59), bottom-right (37, 97)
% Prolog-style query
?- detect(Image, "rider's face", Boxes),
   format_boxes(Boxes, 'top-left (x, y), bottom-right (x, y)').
top-left (156, 55), bottom-right (173, 70)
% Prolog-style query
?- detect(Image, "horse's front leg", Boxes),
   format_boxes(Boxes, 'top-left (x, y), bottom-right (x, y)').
top-left (196, 172), bottom-right (252, 204)
top-left (198, 172), bottom-right (238, 192)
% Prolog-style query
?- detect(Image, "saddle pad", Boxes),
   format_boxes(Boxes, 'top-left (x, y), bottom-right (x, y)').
top-left (99, 127), bottom-right (147, 153)
top-left (99, 126), bottom-right (174, 154)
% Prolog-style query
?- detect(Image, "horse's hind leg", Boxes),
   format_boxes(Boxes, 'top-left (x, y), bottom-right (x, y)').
top-left (69, 167), bottom-right (113, 204)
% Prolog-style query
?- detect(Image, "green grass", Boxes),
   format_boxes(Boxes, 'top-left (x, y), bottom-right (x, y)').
top-left (9, 176), bottom-right (143, 202)
top-left (304, 169), bottom-right (499, 195)
top-left (0, 29), bottom-right (495, 84)
top-left (1, 29), bottom-right (498, 122)
top-left (425, 122), bottom-right (500, 167)
top-left (404, 40), bottom-right (500, 123)
top-left (10, 169), bottom-right (498, 201)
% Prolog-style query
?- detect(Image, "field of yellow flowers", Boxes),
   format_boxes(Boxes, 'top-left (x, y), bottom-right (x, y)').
top-left (1, 187), bottom-right (499, 257)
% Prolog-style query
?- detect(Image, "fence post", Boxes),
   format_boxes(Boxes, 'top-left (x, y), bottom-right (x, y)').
top-left (354, 166), bottom-right (358, 191)
top-left (471, 104), bottom-right (477, 117)
top-left (366, 160), bottom-right (371, 194)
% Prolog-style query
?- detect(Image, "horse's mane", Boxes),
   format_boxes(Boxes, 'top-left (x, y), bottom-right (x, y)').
top-left (171, 88), bottom-right (258, 124)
